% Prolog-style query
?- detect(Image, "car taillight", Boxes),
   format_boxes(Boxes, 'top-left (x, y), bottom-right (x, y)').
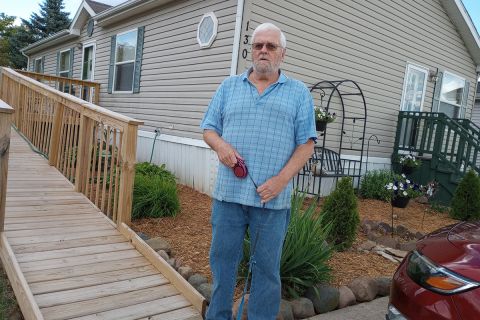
top-left (407, 250), bottom-right (480, 295)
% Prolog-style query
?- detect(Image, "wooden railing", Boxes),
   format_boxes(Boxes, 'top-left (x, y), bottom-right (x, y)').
top-left (16, 70), bottom-right (100, 105)
top-left (0, 67), bottom-right (143, 225)
top-left (0, 99), bottom-right (13, 232)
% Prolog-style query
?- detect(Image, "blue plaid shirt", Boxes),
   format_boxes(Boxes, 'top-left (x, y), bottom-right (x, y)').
top-left (200, 69), bottom-right (317, 209)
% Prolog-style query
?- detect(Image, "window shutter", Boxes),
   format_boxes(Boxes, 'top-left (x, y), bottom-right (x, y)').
top-left (108, 35), bottom-right (116, 94)
top-left (133, 26), bottom-right (145, 94)
top-left (56, 51), bottom-right (60, 76)
top-left (460, 81), bottom-right (470, 118)
top-left (432, 71), bottom-right (443, 112)
top-left (41, 56), bottom-right (45, 73)
top-left (69, 48), bottom-right (74, 78)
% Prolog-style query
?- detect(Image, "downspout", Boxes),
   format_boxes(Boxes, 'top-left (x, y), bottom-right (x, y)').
top-left (230, 0), bottom-right (245, 76)
top-left (21, 51), bottom-right (30, 71)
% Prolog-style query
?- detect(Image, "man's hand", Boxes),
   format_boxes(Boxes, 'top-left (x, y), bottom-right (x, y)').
top-left (257, 175), bottom-right (289, 204)
top-left (203, 130), bottom-right (242, 168)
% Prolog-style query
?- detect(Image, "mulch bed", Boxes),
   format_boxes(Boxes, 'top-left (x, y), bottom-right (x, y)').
top-left (131, 185), bottom-right (458, 287)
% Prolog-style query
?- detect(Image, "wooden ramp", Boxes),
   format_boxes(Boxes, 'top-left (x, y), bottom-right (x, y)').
top-left (1, 130), bottom-right (204, 320)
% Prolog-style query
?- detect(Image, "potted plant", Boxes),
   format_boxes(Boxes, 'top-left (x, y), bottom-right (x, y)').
top-left (385, 174), bottom-right (422, 208)
top-left (314, 106), bottom-right (336, 131)
top-left (396, 154), bottom-right (421, 174)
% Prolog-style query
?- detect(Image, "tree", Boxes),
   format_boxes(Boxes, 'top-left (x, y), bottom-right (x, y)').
top-left (8, 25), bottom-right (35, 69)
top-left (0, 13), bottom-right (16, 66)
top-left (450, 170), bottom-right (480, 221)
top-left (22, 0), bottom-right (71, 40)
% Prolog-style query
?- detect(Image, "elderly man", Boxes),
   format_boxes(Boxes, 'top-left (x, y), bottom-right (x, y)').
top-left (200, 22), bottom-right (316, 319)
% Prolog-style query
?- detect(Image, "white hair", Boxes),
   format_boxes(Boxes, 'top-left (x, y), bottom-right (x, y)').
top-left (252, 23), bottom-right (287, 48)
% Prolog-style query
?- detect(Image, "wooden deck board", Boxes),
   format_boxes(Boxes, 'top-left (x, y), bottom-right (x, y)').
top-left (0, 130), bottom-right (204, 319)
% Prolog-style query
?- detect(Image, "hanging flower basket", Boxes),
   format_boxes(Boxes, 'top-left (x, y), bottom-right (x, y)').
top-left (391, 196), bottom-right (410, 208)
top-left (316, 120), bottom-right (327, 132)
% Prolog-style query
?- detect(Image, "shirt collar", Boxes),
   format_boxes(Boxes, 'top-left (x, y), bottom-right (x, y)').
top-left (241, 67), bottom-right (288, 84)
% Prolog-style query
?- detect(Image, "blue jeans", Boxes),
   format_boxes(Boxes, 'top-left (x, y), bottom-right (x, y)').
top-left (206, 200), bottom-right (290, 320)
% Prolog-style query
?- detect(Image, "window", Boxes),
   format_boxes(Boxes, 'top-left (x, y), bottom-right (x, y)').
top-left (197, 12), bottom-right (218, 48)
top-left (59, 49), bottom-right (71, 78)
top-left (400, 64), bottom-right (428, 112)
top-left (437, 72), bottom-right (467, 118)
top-left (82, 44), bottom-right (95, 102)
top-left (113, 29), bottom-right (137, 92)
top-left (34, 58), bottom-right (43, 73)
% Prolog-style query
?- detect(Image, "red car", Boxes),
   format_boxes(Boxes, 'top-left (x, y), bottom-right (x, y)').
top-left (387, 221), bottom-right (480, 320)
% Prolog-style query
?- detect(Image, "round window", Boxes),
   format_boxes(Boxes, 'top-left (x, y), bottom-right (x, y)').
top-left (197, 12), bottom-right (218, 48)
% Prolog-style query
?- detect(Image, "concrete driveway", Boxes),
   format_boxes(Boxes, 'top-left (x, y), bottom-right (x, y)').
top-left (307, 296), bottom-right (389, 320)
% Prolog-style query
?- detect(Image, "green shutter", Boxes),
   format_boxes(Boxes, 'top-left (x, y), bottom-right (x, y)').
top-left (461, 81), bottom-right (470, 118)
top-left (108, 35), bottom-right (116, 94)
top-left (133, 26), bottom-right (145, 94)
top-left (69, 48), bottom-right (74, 78)
top-left (432, 71), bottom-right (443, 112)
top-left (56, 51), bottom-right (60, 76)
top-left (41, 56), bottom-right (45, 73)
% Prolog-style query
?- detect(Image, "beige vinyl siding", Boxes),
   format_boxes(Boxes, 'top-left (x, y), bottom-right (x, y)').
top-left (241, 0), bottom-right (477, 158)
top-left (26, 0), bottom-right (237, 140)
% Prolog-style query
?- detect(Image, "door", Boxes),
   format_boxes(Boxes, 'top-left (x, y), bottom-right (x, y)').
top-left (82, 44), bottom-right (95, 102)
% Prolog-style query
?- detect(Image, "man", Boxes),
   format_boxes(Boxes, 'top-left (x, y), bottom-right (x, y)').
top-left (200, 22), bottom-right (316, 319)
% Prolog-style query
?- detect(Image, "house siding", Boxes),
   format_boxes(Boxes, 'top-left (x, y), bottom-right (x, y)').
top-left (240, 0), bottom-right (477, 158)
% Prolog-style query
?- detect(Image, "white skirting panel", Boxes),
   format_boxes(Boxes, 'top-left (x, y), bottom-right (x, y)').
top-left (136, 131), bottom-right (218, 196)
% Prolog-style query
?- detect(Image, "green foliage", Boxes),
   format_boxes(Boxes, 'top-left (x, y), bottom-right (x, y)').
top-left (132, 162), bottom-right (179, 219)
top-left (320, 177), bottom-right (359, 251)
top-left (21, 0), bottom-right (71, 40)
top-left (385, 174), bottom-right (423, 200)
top-left (135, 162), bottom-right (176, 183)
top-left (0, 13), bottom-right (16, 67)
top-left (450, 170), bottom-right (480, 221)
top-left (7, 25), bottom-right (34, 68)
top-left (359, 169), bottom-right (394, 201)
top-left (239, 192), bottom-right (333, 298)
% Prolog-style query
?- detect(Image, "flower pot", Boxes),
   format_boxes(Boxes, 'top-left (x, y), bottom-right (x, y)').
top-left (401, 166), bottom-right (414, 175)
top-left (316, 121), bottom-right (327, 132)
top-left (391, 197), bottom-right (410, 208)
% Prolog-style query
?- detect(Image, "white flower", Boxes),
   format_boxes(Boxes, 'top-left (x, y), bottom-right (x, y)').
top-left (403, 191), bottom-right (408, 196)
top-left (393, 186), bottom-right (398, 191)
top-left (406, 179), bottom-right (410, 184)
top-left (401, 174), bottom-right (406, 178)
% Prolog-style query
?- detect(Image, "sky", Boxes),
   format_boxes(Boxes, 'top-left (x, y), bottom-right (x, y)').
top-left (0, 0), bottom-right (479, 33)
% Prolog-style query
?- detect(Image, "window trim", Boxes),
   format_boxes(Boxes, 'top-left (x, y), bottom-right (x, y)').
top-left (81, 41), bottom-right (96, 81)
top-left (58, 48), bottom-right (71, 78)
top-left (112, 28), bottom-right (138, 94)
top-left (34, 57), bottom-right (43, 73)
top-left (400, 63), bottom-right (428, 112)
top-left (439, 70), bottom-right (466, 109)
top-left (197, 12), bottom-right (218, 48)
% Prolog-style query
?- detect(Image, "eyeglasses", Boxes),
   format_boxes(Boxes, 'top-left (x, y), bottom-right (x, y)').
top-left (252, 42), bottom-right (282, 51)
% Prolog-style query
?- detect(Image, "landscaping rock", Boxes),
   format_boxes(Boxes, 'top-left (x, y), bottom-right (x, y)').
top-left (395, 225), bottom-right (408, 238)
top-left (290, 297), bottom-right (315, 318)
top-left (367, 232), bottom-right (378, 241)
top-left (361, 219), bottom-right (377, 234)
top-left (174, 258), bottom-right (182, 270)
top-left (278, 299), bottom-right (294, 320)
top-left (378, 222), bottom-right (393, 235)
top-left (375, 277), bottom-right (392, 296)
top-left (405, 231), bottom-right (416, 240)
top-left (416, 196), bottom-right (429, 204)
top-left (304, 284), bottom-right (339, 314)
top-left (188, 274), bottom-right (208, 289)
top-left (348, 277), bottom-right (378, 302)
top-left (399, 240), bottom-right (417, 252)
top-left (167, 258), bottom-right (176, 268)
top-left (198, 283), bottom-right (212, 303)
top-left (384, 248), bottom-right (407, 259)
top-left (157, 249), bottom-right (169, 261)
top-left (232, 294), bottom-right (249, 320)
top-left (375, 235), bottom-right (399, 249)
top-left (146, 237), bottom-right (171, 253)
top-left (415, 232), bottom-right (425, 240)
top-left (178, 266), bottom-right (193, 280)
top-left (136, 232), bottom-right (150, 241)
top-left (338, 285), bottom-right (357, 308)
top-left (358, 240), bottom-right (376, 252)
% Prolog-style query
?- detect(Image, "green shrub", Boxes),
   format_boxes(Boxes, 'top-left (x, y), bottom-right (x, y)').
top-left (132, 163), bottom-right (179, 219)
top-left (240, 192), bottom-right (333, 298)
top-left (360, 169), bottom-right (394, 201)
top-left (135, 162), bottom-right (176, 183)
top-left (450, 170), bottom-right (480, 221)
top-left (321, 177), bottom-right (359, 251)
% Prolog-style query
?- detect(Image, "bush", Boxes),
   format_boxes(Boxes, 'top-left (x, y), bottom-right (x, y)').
top-left (239, 192), bottom-right (333, 298)
top-left (360, 170), bottom-right (394, 201)
top-left (450, 170), bottom-right (480, 221)
top-left (132, 163), bottom-right (179, 219)
top-left (321, 177), bottom-right (359, 251)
